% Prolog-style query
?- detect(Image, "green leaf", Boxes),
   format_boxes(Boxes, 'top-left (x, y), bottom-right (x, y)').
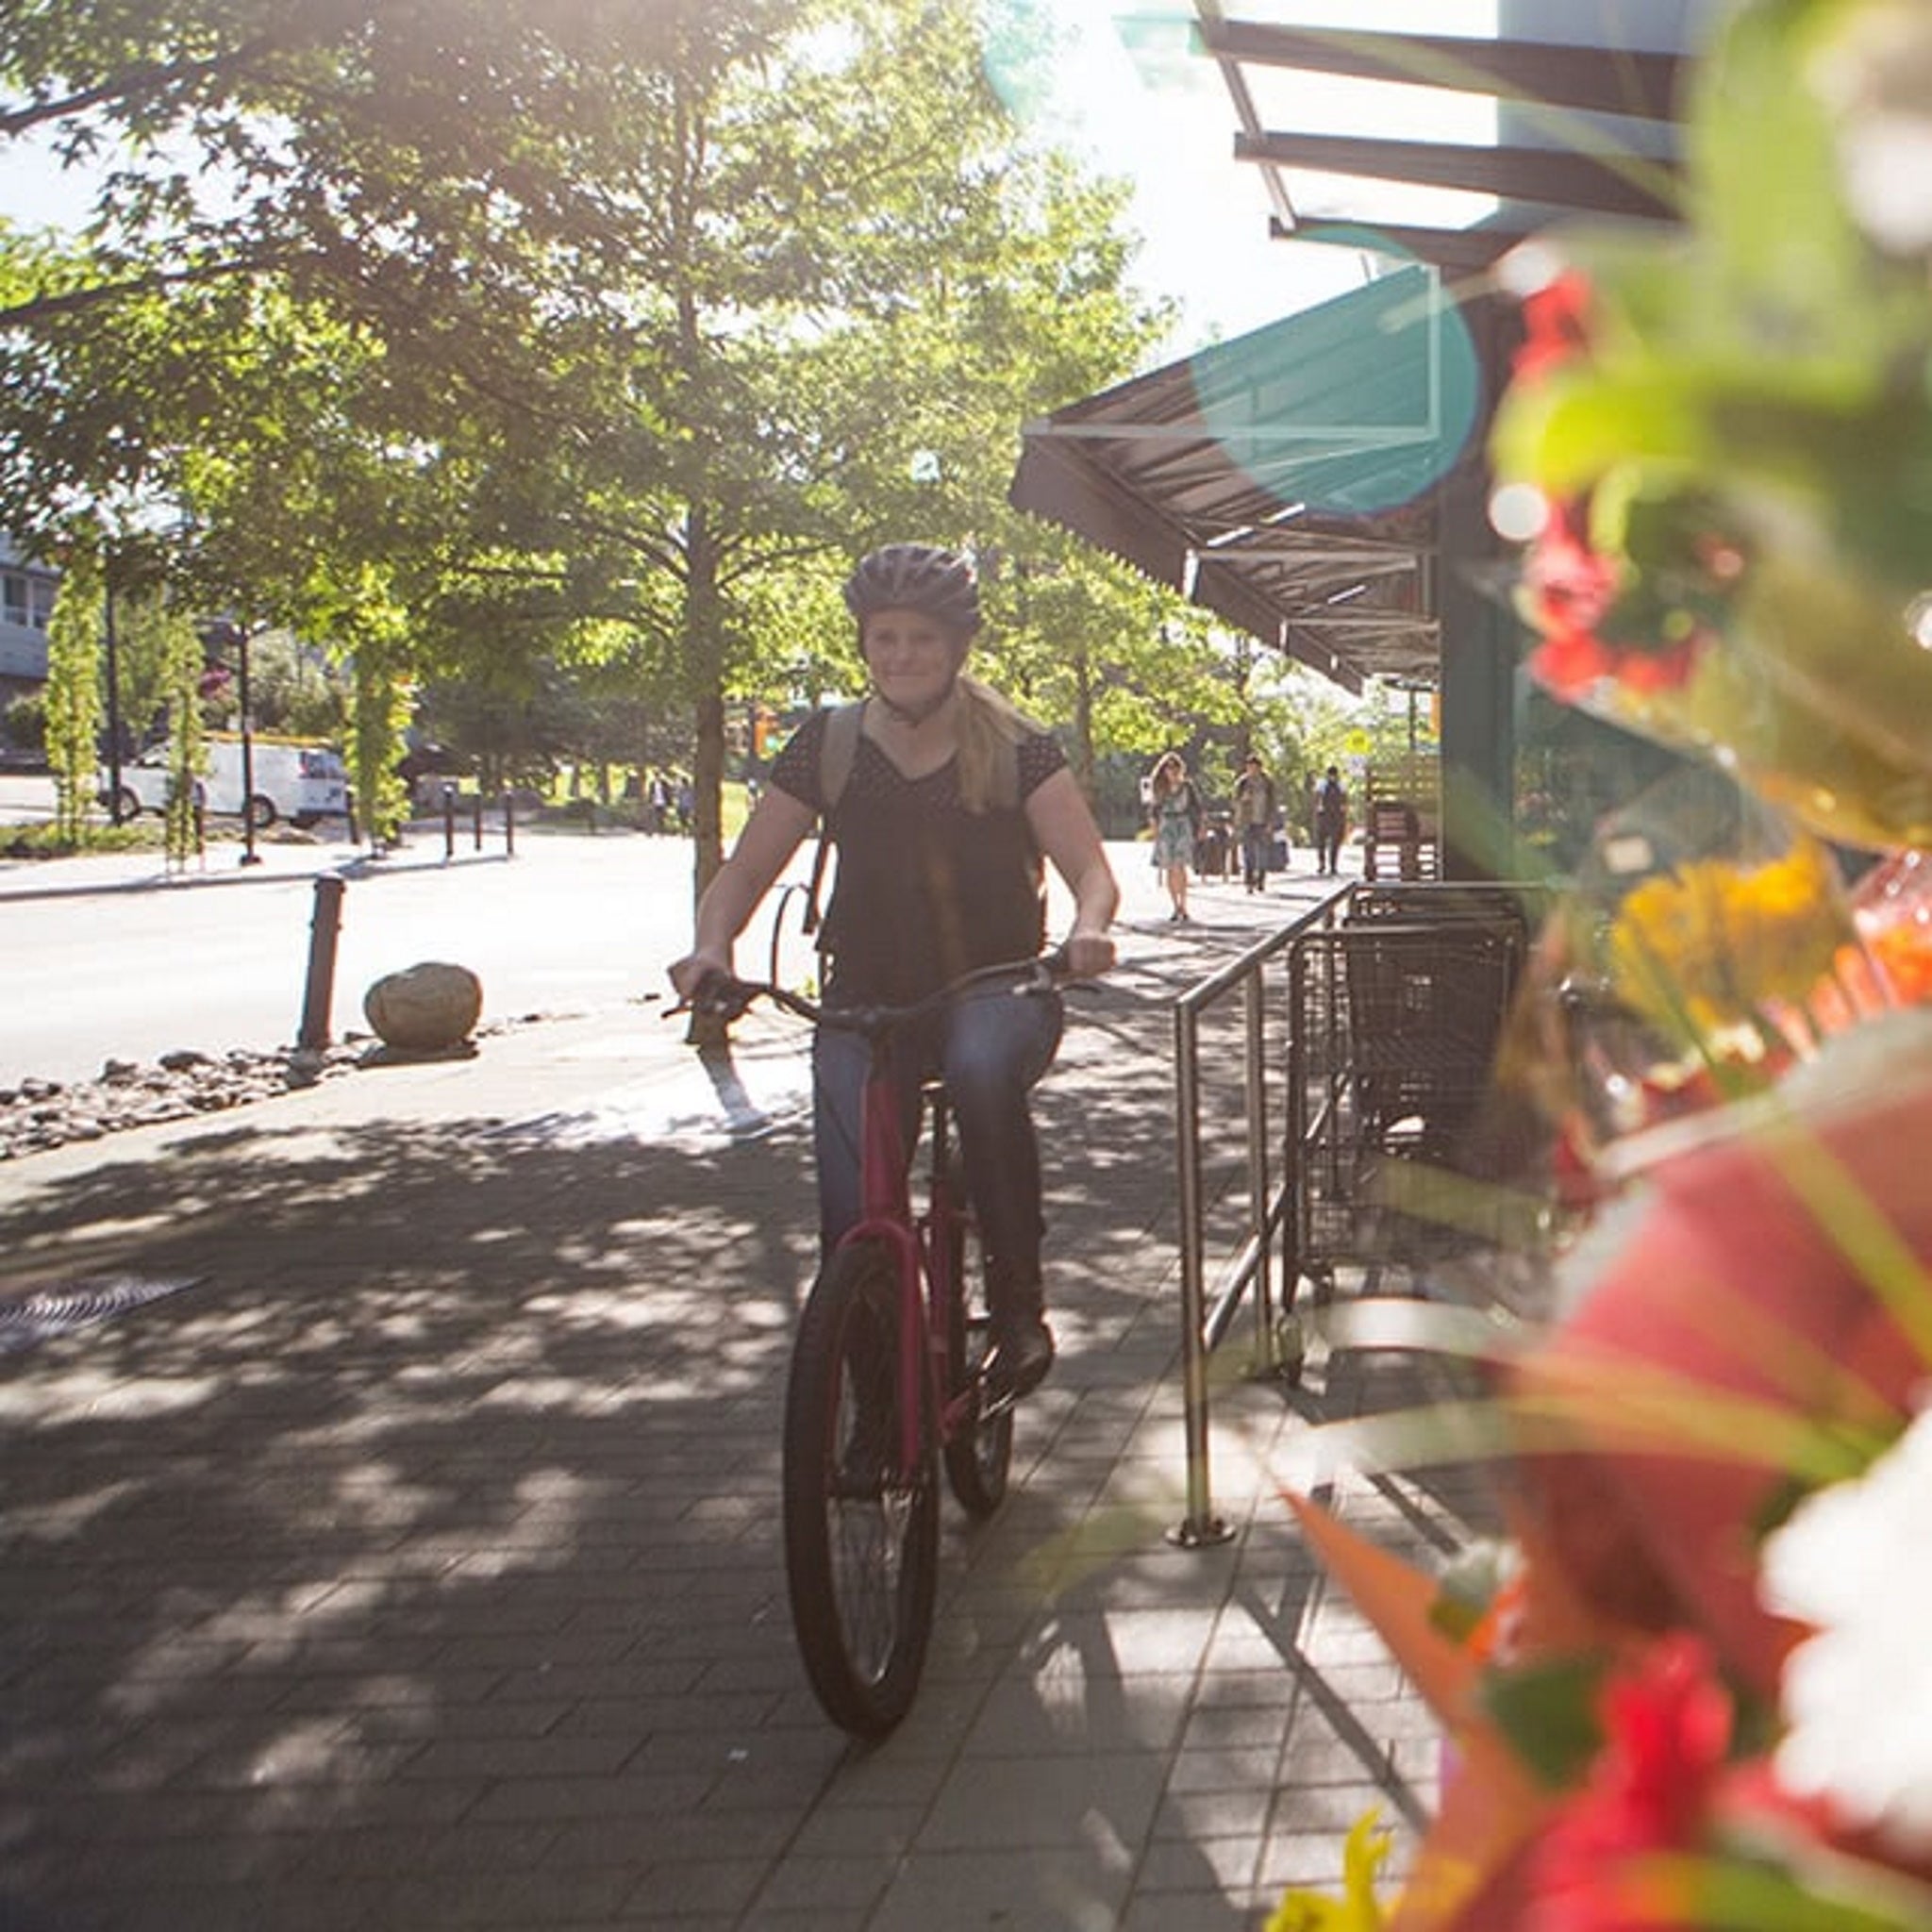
top-left (1689, 2), bottom-right (1872, 333)
top-left (1650, 1846), bottom-right (1932, 1932)
top-left (1475, 1654), bottom-right (1609, 1790)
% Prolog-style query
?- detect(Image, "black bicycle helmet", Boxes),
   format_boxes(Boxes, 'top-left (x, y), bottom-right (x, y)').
top-left (841, 543), bottom-right (980, 637)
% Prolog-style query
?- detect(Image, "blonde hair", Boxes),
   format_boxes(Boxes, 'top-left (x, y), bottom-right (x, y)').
top-left (955, 674), bottom-right (1039, 814)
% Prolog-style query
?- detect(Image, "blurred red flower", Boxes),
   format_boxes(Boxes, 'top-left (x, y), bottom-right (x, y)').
top-left (1528, 1636), bottom-right (1732, 1932)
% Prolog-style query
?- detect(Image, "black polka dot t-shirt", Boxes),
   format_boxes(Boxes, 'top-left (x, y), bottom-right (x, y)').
top-left (771, 705), bottom-right (1066, 1003)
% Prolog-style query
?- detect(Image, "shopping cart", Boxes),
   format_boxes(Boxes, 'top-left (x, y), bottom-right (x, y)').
top-left (1345, 880), bottom-right (1545, 937)
top-left (1285, 915), bottom-right (1525, 1296)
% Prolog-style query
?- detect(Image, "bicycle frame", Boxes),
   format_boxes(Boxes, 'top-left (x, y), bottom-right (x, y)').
top-left (839, 1036), bottom-right (962, 1484)
top-left (681, 953), bottom-right (1059, 1483)
top-left (691, 953), bottom-right (1056, 1736)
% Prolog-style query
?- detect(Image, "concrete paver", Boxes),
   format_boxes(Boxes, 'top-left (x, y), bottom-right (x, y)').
top-left (0, 858), bottom-right (1479, 1930)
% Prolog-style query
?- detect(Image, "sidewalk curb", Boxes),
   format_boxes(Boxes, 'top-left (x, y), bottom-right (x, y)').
top-left (0, 842), bottom-right (512, 906)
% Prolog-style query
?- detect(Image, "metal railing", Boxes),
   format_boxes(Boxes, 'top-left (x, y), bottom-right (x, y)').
top-left (1167, 879), bottom-right (1547, 1547)
top-left (1169, 891), bottom-right (1344, 1546)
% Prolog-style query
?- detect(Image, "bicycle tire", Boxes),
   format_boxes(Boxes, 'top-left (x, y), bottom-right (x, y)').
top-left (782, 1241), bottom-right (940, 1737)
top-left (941, 1156), bottom-right (1014, 1518)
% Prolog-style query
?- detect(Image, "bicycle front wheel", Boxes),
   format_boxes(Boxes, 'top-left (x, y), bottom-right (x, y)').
top-left (782, 1241), bottom-right (940, 1737)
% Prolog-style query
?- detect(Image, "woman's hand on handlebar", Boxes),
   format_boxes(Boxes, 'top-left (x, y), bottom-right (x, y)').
top-left (1059, 928), bottom-right (1115, 981)
top-left (668, 947), bottom-right (732, 1008)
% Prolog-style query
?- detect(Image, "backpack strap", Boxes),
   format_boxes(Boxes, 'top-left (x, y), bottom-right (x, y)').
top-left (819, 699), bottom-right (865, 810)
top-left (801, 701), bottom-right (866, 936)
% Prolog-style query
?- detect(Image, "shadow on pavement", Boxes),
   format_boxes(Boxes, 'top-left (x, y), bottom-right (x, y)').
top-left (0, 996), bottom-right (1194, 1927)
top-left (0, 922), bottom-right (1474, 1929)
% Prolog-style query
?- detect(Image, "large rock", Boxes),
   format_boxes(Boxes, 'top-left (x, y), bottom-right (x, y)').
top-left (363, 961), bottom-right (483, 1053)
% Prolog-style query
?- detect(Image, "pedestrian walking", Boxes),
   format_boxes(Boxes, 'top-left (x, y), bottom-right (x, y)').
top-left (1232, 753), bottom-right (1278, 893)
top-left (1314, 764), bottom-right (1348, 876)
top-left (1147, 752), bottom-right (1202, 922)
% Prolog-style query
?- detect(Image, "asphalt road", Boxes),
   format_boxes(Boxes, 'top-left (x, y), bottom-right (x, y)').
top-left (1, 813), bottom-right (1177, 1090)
top-left (0, 828), bottom-right (799, 1090)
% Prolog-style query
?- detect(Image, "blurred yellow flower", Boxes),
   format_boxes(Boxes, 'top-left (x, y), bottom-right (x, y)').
top-left (1607, 840), bottom-right (1850, 1043)
top-left (1266, 1808), bottom-right (1391, 1932)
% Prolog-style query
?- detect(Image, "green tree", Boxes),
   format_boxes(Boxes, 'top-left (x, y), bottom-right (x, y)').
top-left (316, 575), bottom-right (413, 849)
top-left (42, 547), bottom-right (102, 843)
top-left (238, 629), bottom-right (351, 741)
top-left (2, 0), bottom-right (1174, 891)
top-left (147, 601), bottom-right (207, 866)
top-left (421, 658), bottom-right (591, 797)
top-left (992, 536), bottom-right (1238, 787)
top-left (522, 6), bottom-right (1167, 899)
top-left (107, 587), bottom-right (201, 753)
top-left (0, 4), bottom-right (774, 754)
top-left (0, 2), bottom-right (748, 521)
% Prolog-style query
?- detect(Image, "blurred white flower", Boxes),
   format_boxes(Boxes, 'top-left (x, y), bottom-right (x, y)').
top-left (1813, 0), bottom-right (1932, 255)
top-left (1760, 1401), bottom-right (1932, 1848)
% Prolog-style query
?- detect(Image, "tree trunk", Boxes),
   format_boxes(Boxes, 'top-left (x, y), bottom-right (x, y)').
top-left (684, 505), bottom-right (729, 1048)
top-left (686, 508), bottom-right (726, 901)
top-left (1070, 643), bottom-right (1096, 791)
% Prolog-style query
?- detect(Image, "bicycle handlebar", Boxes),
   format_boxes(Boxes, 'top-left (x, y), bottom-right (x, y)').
top-left (674, 950), bottom-right (1070, 1033)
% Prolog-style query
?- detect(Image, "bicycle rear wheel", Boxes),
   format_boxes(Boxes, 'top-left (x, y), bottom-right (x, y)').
top-left (782, 1240), bottom-right (939, 1737)
top-left (941, 1157), bottom-right (1014, 1518)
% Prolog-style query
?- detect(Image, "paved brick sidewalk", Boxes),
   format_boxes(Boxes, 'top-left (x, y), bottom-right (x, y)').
top-left (0, 876), bottom-right (1479, 1931)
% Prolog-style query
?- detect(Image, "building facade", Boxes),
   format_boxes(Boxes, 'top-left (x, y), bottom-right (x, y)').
top-left (0, 538), bottom-right (58, 696)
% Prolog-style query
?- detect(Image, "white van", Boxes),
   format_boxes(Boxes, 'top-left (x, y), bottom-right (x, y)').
top-left (106, 736), bottom-right (349, 829)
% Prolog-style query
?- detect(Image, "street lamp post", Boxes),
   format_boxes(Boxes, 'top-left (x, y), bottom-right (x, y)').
top-left (235, 625), bottom-right (260, 867)
top-left (104, 582), bottom-right (125, 824)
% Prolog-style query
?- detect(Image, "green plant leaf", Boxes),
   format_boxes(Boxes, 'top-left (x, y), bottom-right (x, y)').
top-left (1475, 1654), bottom-right (1609, 1790)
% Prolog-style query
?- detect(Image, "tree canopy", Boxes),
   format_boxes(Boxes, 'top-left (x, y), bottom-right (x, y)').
top-left (1, 0), bottom-right (1307, 859)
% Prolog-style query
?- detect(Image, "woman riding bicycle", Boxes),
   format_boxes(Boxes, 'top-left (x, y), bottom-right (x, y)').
top-left (668, 542), bottom-right (1118, 1400)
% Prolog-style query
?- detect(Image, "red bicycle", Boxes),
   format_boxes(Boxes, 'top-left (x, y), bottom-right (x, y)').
top-left (687, 956), bottom-right (1062, 1735)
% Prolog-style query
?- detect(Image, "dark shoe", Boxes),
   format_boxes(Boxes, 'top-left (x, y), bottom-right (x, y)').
top-left (985, 1315), bottom-right (1055, 1406)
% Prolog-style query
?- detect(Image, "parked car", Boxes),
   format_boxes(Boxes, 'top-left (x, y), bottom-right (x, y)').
top-left (102, 735), bottom-right (349, 829)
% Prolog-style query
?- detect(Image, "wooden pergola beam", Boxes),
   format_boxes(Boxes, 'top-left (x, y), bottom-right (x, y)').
top-left (1195, 20), bottom-right (1686, 122)
top-left (1235, 129), bottom-right (1678, 222)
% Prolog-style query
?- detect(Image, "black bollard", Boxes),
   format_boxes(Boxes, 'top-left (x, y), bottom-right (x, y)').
top-left (502, 792), bottom-right (515, 857)
top-left (472, 794), bottom-right (484, 851)
top-left (296, 874), bottom-right (347, 1052)
top-left (442, 784), bottom-right (457, 860)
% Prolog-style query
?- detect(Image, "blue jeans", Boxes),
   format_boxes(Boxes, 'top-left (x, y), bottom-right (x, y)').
top-left (1240, 824), bottom-right (1272, 889)
top-left (811, 983), bottom-right (1064, 1283)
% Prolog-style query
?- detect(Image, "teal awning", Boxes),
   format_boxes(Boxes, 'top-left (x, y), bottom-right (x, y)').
top-left (1010, 266), bottom-right (1484, 691)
